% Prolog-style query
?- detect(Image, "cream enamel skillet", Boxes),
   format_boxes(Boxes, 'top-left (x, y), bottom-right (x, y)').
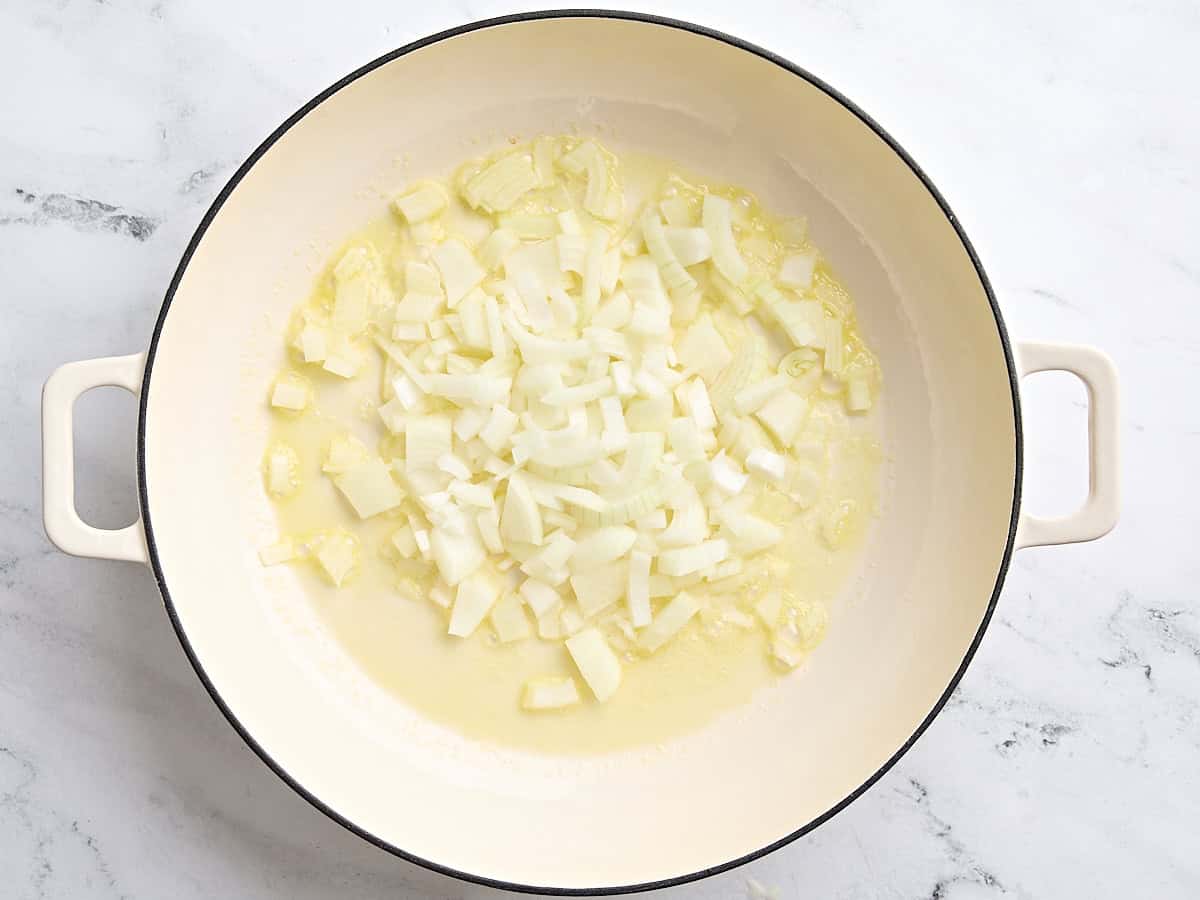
top-left (41, 12), bottom-right (1120, 895)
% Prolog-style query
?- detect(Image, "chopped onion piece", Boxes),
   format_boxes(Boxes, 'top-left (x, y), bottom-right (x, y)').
top-left (520, 577), bottom-right (562, 617)
top-left (522, 676), bottom-right (580, 710)
top-left (611, 360), bottom-right (636, 398)
top-left (592, 290), bottom-right (633, 330)
top-left (391, 525), bottom-right (418, 559)
top-left (766, 298), bottom-right (822, 348)
top-left (599, 395), bottom-right (629, 452)
top-left (426, 581), bottom-right (452, 608)
top-left (754, 393), bottom-right (810, 448)
top-left (779, 251), bottom-right (818, 290)
top-left (600, 247), bottom-right (622, 295)
top-left (746, 448), bottom-right (788, 482)
top-left (627, 550), bottom-right (652, 628)
top-left (424, 373), bottom-right (512, 407)
top-left (847, 375), bottom-right (872, 412)
top-left (431, 239), bottom-right (485, 308)
top-left (615, 432), bottom-right (664, 487)
top-left (560, 605), bottom-right (586, 636)
top-left (664, 226), bottom-right (713, 266)
top-left (560, 141), bottom-right (621, 220)
top-left (331, 247), bottom-right (380, 336)
top-left (334, 458), bottom-right (405, 519)
top-left (657, 539), bottom-right (729, 576)
top-left (634, 369), bottom-right (666, 398)
top-left (463, 152), bottom-right (538, 213)
top-left (570, 527), bottom-right (637, 572)
top-left (476, 508), bottom-right (503, 553)
top-left (412, 527), bottom-right (431, 558)
top-left (648, 574), bottom-right (674, 598)
top-left (721, 510), bottom-right (783, 555)
top-left (585, 326), bottom-right (632, 360)
top-left (543, 377), bottom-right (614, 407)
top-left (659, 496), bottom-right (708, 547)
top-left (556, 233), bottom-right (587, 274)
top-left (478, 228), bottom-right (520, 270)
top-left (557, 209), bottom-right (583, 235)
top-left (682, 378), bottom-right (717, 430)
top-left (522, 530), bottom-right (577, 580)
top-left (620, 255), bottom-right (667, 308)
top-left (824, 318), bottom-right (845, 374)
top-left (660, 197), bottom-right (692, 226)
top-left (501, 475), bottom-right (544, 546)
top-left (450, 480), bottom-right (494, 509)
top-left (569, 561), bottom-right (627, 617)
top-left (734, 374), bottom-right (792, 415)
top-left (436, 453), bottom-right (472, 481)
top-left (565, 628), bottom-right (622, 701)
top-left (297, 324), bottom-right (328, 362)
top-left (641, 209), bottom-right (697, 298)
top-left (313, 531), bottom-right (359, 586)
top-left (270, 375), bottom-right (308, 411)
top-left (501, 213), bottom-right (557, 240)
top-left (536, 610), bottom-right (564, 640)
top-left (479, 404), bottom-right (519, 453)
top-left (635, 509), bottom-right (668, 530)
top-left (431, 523), bottom-right (486, 586)
top-left (581, 229), bottom-right (608, 320)
top-left (639, 592), bottom-right (701, 652)
top-left (392, 182), bottom-right (447, 223)
top-left (532, 137), bottom-right (558, 185)
top-left (448, 573), bottom-right (501, 637)
top-left (324, 436), bottom-right (370, 476)
top-left (490, 593), bottom-right (532, 643)
top-left (557, 485), bottom-right (607, 513)
top-left (395, 289), bottom-right (444, 323)
top-left (666, 418), bottom-right (706, 463)
top-left (453, 406), bottom-right (488, 441)
top-left (702, 195), bottom-right (748, 284)
top-left (675, 315), bottom-right (732, 384)
top-left (391, 373), bottom-right (425, 411)
top-left (628, 303), bottom-right (671, 337)
top-left (264, 443), bottom-right (300, 498)
top-left (405, 415), bottom-right (452, 473)
top-left (709, 451), bottom-right (748, 495)
top-left (625, 394), bottom-right (672, 433)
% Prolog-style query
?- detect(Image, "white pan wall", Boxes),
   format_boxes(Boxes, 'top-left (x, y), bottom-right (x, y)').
top-left (141, 16), bottom-right (1017, 891)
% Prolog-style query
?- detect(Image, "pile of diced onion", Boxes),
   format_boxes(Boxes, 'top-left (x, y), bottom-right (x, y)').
top-left (261, 136), bottom-right (878, 711)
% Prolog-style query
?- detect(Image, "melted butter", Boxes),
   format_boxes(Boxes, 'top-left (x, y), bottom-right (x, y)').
top-left (265, 142), bottom-right (881, 754)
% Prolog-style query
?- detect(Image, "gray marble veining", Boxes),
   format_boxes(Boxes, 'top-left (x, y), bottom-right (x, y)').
top-left (2, 0), bottom-right (1197, 897)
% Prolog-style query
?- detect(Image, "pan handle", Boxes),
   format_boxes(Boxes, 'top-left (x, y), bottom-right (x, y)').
top-left (1015, 342), bottom-right (1120, 549)
top-left (42, 354), bottom-right (149, 564)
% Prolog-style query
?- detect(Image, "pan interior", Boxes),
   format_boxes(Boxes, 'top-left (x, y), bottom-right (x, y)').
top-left (140, 15), bottom-right (1016, 891)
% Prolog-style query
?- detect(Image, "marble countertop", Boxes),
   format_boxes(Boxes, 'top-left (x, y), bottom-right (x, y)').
top-left (2, 0), bottom-right (1197, 897)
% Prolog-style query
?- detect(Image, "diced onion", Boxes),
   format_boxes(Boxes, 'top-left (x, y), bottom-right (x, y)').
top-left (702, 195), bottom-right (748, 284)
top-left (639, 592), bottom-right (701, 652)
top-left (565, 628), bottom-right (622, 700)
top-left (522, 676), bottom-right (580, 709)
top-left (262, 134), bottom-right (881, 711)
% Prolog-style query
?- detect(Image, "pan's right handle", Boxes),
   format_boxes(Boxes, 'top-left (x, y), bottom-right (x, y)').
top-left (1015, 342), bottom-right (1120, 550)
top-left (42, 354), bottom-right (149, 564)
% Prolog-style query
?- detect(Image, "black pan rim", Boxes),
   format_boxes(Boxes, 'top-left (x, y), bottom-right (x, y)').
top-left (135, 9), bottom-right (1023, 896)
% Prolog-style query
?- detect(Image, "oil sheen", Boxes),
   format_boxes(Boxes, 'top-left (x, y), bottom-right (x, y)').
top-left (265, 143), bottom-right (881, 754)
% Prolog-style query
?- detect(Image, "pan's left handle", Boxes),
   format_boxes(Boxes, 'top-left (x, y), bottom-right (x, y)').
top-left (42, 353), bottom-right (149, 564)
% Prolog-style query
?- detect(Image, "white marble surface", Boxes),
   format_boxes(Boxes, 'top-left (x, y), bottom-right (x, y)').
top-left (2, 0), bottom-right (1197, 897)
